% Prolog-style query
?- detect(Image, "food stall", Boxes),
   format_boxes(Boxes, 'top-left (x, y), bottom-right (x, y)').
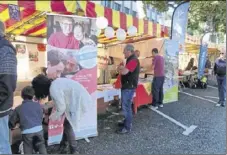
top-left (0, 1), bottom-right (171, 114)
top-left (0, 0), bottom-right (180, 148)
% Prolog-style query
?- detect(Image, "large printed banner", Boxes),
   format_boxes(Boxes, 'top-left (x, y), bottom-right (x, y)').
top-left (171, 2), bottom-right (190, 53)
top-left (163, 39), bottom-right (179, 103)
top-left (46, 14), bottom-right (98, 142)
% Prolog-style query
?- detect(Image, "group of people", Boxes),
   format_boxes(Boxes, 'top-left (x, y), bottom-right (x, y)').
top-left (115, 44), bottom-right (165, 134)
top-left (0, 20), bottom-right (166, 153)
top-left (0, 20), bottom-right (93, 154)
top-left (0, 16), bottom-right (226, 154)
top-left (183, 50), bottom-right (226, 107)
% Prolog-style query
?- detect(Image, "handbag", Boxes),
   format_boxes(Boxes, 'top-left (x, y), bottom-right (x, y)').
top-left (113, 74), bottom-right (121, 89)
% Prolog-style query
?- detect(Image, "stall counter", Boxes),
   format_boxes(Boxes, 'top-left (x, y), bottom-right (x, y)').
top-left (97, 78), bottom-right (153, 114)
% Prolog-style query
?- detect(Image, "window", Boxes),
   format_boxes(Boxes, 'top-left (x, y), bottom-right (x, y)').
top-left (152, 9), bottom-right (157, 22)
top-left (113, 2), bottom-right (121, 11)
top-left (132, 11), bottom-right (137, 17)
top-left (124, 7), bottom-right (130, 14)
top-left (104, 1), bottom-right (111, 8)
top-left (150, 10), bottom-right (152, 21)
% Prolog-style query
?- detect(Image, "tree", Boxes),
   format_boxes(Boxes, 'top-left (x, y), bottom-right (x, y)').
top-left (143, 1), bottom-right (226, 41)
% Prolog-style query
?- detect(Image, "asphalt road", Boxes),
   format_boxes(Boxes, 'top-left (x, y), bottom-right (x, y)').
top-left (12, 79), bottom-right (226, 154)
top-left (73, 82), bottom-right (226, 154)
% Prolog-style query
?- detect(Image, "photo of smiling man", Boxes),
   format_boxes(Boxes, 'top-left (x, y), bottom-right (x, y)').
top-left (48, 17), bottom-right (79, 49)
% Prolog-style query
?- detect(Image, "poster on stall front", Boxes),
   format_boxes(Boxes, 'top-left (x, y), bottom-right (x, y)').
top-left (163, 39), bottom-right (179, 103)
top-left (46, 14), bottom-right (98, 141)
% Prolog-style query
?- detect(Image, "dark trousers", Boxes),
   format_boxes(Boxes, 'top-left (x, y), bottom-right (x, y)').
top-left (22, 130), bottom-right (47, 154)
top-left (60, 118), bottom-right (77, 153)
top-left (121, 89), bottom-right (135, 130)
top-left (152, 76), bottom-right (165, 106)
top-left (217, 75), bottom-right (226, 105)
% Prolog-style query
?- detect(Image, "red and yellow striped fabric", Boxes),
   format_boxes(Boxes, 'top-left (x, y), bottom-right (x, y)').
top-left (0, 1), bottom-right (169, 42)
top-left (0, 1), bottom-right (76, 13)
top-left (78, 1), bottom-right (169, 38)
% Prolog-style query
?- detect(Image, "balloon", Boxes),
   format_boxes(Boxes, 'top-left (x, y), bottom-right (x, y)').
top-left (96, 17), bottom-right (108, 29)
top-left (116, 28), bottom-right (126, 41)
top-left (127, 26), bottom-right (137, 36)
top-left (104, 27), bottom-right (115, 39)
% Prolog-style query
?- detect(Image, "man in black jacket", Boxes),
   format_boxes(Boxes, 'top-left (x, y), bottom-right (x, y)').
top-left (0, 20), bottom-right (17, 154)
top-left (116, 44), bottom-right (140, 134)
top-left (214, 49), bottom-right (226, 107)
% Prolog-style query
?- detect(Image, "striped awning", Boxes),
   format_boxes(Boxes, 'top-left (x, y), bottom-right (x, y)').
top-left (0, 1), bottom-right (76, 38)
top-left (0, 1), bottom-right (169, 43)
top-left (78, 1), bottom-right (169, 44)
top-left (0, 1), bottom-right (76, 13)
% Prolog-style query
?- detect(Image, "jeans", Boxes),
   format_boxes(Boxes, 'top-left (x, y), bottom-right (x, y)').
top-left (0, 115), bottom-right (12, 154)
top-left (121, 89), bottom-right (135, 130)
top-left (217, 75), bottom-right (226, 105)
top-left (152, 77), bottom-right (165, 106)
top-left (22, 130), bottom-right (47, 154)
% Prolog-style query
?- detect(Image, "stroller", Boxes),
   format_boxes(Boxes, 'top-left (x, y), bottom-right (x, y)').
top-left (191, 75), bottom-right (207, 89)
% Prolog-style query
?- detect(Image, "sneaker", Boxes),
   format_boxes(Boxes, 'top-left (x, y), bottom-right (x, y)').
top-left (118, 121), bottom-right (124, 127)
top-left (159, 104), bottom-right (164, 108)
top-left (148, 105), bottom-right (158, 110)
top-left (216, 103), bottom-right (221, 107)
top-left (116, 128), bottom-right (131, 134)
top-left (221, 104), bottom-right (225, 107)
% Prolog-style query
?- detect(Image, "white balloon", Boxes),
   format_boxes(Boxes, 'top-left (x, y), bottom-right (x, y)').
top-left (104, 27), bottom-right (115, 39)
top-left (96, 17), bottom-right (108, 29)
top-left (127, 26), bottom-right (137, 36)
top-left (116, 28), bottom-right (126, 41)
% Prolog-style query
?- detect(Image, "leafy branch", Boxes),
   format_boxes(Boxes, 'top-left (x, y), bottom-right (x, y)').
top-left (143, 1), bottom-right (226, 37)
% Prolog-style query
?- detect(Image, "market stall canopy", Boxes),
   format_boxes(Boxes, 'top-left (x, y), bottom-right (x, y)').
top-left (0, 1), bottom-right (169, 44)
top-left (185, 43), bottom-right (219, 54)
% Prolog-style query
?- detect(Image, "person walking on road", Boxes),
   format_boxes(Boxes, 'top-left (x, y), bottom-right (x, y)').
top-left (149, 48), bottom-right (165, 110)
top-left (116, 44), bottom-right (140, 134)
top-left (0, 20), bottom-right (17, 154)
top-left (214, 49), bottom-right (226, 107)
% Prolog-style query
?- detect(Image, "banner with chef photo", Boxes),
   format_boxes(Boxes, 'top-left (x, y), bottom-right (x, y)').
top-left (46, 14), bottom-right (98, 140)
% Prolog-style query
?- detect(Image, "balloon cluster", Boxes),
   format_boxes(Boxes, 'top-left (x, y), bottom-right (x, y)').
top-left (96, 17), bottom-right (138, 41)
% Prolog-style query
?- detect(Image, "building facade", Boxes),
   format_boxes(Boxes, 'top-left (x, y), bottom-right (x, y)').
top-left (92, 1), bottom-right (170, 27)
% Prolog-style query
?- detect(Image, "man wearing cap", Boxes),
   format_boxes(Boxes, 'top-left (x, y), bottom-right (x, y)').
top-left (116, 44), bottom-right (140, 134)
top-left (0, 20), bottom-right (17, 154)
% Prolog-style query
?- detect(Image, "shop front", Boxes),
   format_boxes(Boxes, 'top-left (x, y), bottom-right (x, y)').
top-left (0, 0), bottom-right (172, 113)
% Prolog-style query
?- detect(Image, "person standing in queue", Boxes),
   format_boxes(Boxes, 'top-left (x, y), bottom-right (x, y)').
top-left (116, 44), bottom-right (140, 134)
top-left (214, 49), bottom-right (226, 107)
top-left (149, 48), bottom-right (165, 110)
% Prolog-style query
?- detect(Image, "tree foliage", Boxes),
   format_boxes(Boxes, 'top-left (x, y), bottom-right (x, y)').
top-left (143, 1), bottom-right (226, 36)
